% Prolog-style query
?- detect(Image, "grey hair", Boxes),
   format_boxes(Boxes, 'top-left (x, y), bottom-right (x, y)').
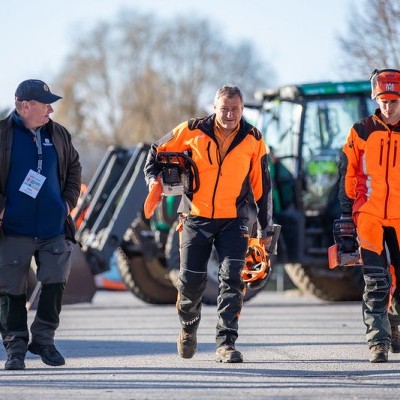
top-left (214, 84), bottom-right (244, 105)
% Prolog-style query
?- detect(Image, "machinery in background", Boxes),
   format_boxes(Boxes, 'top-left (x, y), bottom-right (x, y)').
top-left (248, 80), bottom-right (375, 301)
top-left (68, 145), bottom-right (265, 305)
top-left (31, 80), bottom-right (376, 306)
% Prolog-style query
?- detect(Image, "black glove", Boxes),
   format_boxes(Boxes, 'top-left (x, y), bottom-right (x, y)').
top-left (333, 217), bottom-right (358, 253)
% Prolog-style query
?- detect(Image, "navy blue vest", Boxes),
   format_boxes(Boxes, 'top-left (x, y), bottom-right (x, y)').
top-left (3, 111), bottom-right (66, 238)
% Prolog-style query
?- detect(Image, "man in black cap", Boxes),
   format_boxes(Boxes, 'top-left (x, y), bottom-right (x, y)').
top-left (0, 79), bottom-right (82, 370)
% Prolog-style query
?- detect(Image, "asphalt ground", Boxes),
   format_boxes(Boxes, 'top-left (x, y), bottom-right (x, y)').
top-left (1, 289), bottom-right (400, 400)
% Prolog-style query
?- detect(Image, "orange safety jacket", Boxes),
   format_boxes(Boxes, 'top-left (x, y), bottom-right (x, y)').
top-left (339, 108), bottom-right (400, 220)
top-left (144, 114), bottom-right (274, 236)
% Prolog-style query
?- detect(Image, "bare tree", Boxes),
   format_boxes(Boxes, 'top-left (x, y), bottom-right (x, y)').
top-left (55, 10), bottom-right (274, 150)
top-left (338, 0), bottom-right (400, 78)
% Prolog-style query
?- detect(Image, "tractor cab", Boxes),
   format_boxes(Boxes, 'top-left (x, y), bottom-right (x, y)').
top-left (256, 81), bottom-right (375, 214)
top-left (247, 81), bottom-right (375, 295)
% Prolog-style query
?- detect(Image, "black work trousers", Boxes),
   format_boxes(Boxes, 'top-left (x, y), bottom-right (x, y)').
top-left (177, 216), bottom-right (248, 348)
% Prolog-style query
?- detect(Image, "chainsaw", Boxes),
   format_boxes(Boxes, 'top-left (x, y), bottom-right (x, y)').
top-left (144, 151), bottom-right (199, 219)
top-left (156, 151), bottom-right (199, 196)
top-left (328, 217), bottom-right (361, 269)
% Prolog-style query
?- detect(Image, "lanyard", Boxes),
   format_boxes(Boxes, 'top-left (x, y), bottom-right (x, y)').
top-left (32, 129), bottom-right (43, 174)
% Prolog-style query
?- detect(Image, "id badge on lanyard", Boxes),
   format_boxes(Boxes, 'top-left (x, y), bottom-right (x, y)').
top-left (19, 129), bottom-right (46, 198)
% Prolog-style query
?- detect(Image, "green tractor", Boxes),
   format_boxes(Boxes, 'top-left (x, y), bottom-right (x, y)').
top-left (249, 80), bottom-right (375, 300)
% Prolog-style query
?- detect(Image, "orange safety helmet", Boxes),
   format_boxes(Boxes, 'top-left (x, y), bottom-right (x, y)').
top-left (241, 238), bottom-right (271, 284)
top-left (370, 69), bottom-right (400, 100)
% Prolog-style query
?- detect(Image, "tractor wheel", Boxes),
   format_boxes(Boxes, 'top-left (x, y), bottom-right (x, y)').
top-left (284, 263), bottom-right (364, 301)
top-left (117, 246), bottom-right (177, 304)
top-left (165, 221), bottom-right (265, 305)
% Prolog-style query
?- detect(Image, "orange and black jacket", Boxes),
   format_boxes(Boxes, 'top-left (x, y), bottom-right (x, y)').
top-left (339, 108), bottom-right (400, 219)
top-left (144, 114), bottom-right (274, 237)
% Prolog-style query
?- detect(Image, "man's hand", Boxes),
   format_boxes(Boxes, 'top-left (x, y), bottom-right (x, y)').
top-left (259, 236), bottom-right (272, 251)
top-left (144, 177), bottom-right (163, 219)
top-left (148, 178), bottom-right (158, 192)
top-left (259, 225), bottom-right (281, 254)
top-left (333, 217), bottom-right (358, 253)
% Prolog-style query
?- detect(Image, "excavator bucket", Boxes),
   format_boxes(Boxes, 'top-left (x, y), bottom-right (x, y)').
top-left (63, 243), bottom-right (97, 304)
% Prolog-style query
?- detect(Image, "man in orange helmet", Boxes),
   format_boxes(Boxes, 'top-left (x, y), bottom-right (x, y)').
top-left (338, 69), bottom-right (400, 363)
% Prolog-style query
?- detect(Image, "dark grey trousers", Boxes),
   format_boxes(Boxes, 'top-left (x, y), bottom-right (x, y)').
top-left (177, 216), bottom-right (248, 348)
top-left (361, 229), bottom-right (400, 347)
top-left (0, 235), bottom-right (71, 354)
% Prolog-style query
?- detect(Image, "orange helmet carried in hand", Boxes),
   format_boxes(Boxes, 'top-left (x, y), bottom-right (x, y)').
top-left (370, 69), bottom-right (400, 100)
top-left (241, 238), bottom-right (271, 285)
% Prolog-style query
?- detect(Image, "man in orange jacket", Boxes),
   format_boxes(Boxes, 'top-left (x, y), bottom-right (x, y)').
top-left (144, 85), bottom-right (273, 363)
top-left (338, 69), bottom-right (400, 363)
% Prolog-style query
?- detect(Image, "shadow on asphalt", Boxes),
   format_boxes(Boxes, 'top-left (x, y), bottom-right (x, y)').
top-left (2, 365), bottom-right (400, 391)
top-left (18, 339), bottom-right (367, 359)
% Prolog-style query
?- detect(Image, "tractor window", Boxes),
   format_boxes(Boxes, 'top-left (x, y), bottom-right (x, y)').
top-left (303, 98), bottom-right (361, 157)
top-left (302, 97), bottom-right (365, 212)
top-left (260, 100), bottom-right (302, 178)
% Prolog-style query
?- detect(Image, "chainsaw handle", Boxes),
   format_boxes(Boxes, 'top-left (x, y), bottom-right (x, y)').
top-left (156, 151), bottom-right (200, 194)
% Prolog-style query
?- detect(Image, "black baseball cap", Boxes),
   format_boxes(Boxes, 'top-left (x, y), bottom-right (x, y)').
top-left (15, 79), bottom-right (62, 104)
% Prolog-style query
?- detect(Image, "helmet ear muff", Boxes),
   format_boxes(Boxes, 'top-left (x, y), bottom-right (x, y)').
top-left (370, 69), bottom-right (400, 100)
top-left (241, 239), bottom-right (271, 284)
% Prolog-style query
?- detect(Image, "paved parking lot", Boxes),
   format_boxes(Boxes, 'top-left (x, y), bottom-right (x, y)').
top-left (1, 289), bottom-right (400, 399)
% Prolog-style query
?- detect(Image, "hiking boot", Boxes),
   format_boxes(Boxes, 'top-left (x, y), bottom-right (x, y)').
top-left (216, 345), bottom-right (243, 363)
top-left (28, 342), bottom-right (65, 366)
top-left (390, 325), bottom-right (400, 353)
top-left (177, 330), bottom-right (197, 359)
top-left (369, 343), bottom-right (389, 363)
top-left (4, 353), bottom-right (26, 370)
